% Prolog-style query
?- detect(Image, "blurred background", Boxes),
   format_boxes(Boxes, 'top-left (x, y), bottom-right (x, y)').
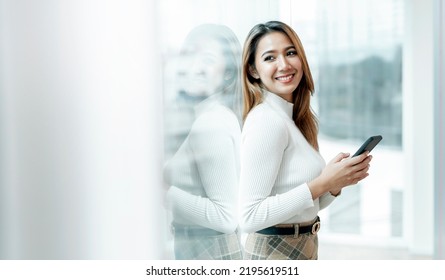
top-left (0, 0), bottom-right (444, 259)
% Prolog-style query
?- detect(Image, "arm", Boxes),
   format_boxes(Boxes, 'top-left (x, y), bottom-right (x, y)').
top-left (167, 110), bottom-right (240, 233)
top-left (239, 111), bottom-right (314, 233)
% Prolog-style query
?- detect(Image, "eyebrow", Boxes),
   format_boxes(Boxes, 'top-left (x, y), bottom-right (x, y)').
top-left (261, 45), bottom-right (296, 58)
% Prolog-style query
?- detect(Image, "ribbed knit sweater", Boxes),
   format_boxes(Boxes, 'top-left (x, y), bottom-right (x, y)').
top-left (164, 95), bottom-right (241, 233)
top-left (239, 91), bottom-right (336, 233)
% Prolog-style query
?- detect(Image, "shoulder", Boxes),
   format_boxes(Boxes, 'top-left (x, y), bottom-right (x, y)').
top-left (242, 103), bottom-right (289, 149)
top-left (189, 106), bottom-right (240, 144)
top-left (243, 103), bottom-right (288, 134)
top-left (194, 105), bottom-right (239, 130)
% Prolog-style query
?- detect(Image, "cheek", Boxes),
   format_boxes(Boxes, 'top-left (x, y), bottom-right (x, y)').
top-left (255, 64), bottom-right (274, 79)
top-left (212, 64), bottom-right (226, 79)
top-left (295, 61), bottom-right (303, 73)
top-left (215, 63), bottom-right (227, 76)
top-left (206, 65), bottom-right (226, 89)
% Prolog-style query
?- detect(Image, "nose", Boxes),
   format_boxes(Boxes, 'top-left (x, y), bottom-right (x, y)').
top-left (188, 56), bottom-right (206, 76)
top-left (277, 55), bottom-right (291, 71)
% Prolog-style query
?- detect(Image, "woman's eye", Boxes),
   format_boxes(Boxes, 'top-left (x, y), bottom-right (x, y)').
top-left (264, 56), bottom-right (274, 61)
top-left (287, 50), bottom-right (297, 56)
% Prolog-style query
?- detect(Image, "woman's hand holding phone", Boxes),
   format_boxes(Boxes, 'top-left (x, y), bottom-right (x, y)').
top-left (308, 151), bottom-right (373, 199)
top-left (327, 152), bottom-right (371, 187)
top-left (308, 135), bottom-right (382, 199)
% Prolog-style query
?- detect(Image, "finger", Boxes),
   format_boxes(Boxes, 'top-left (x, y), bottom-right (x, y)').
top-left (349, 173), bottom-right (369, 185)
top-left (329, 152), bottom-right (350, 164)
top-left (354, 161), bottom-right (371, 174)
top-left (352, 159), bottom-right (371, 172)
top-left (348, 152), bottom-right (370, 166)
top-left (353, 170), bottom-right (370, 181)
top-left (357, 173), bottom-right (369, 182)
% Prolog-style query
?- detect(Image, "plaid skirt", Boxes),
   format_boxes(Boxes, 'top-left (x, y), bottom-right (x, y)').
top-left (243, 232), bottom-right (318, 260)
top-left (173, 231), bottom-right (243, 260)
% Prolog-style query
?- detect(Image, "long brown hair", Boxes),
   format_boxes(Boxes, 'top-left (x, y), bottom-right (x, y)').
top-left (242, 21), bottom-right (319, 150)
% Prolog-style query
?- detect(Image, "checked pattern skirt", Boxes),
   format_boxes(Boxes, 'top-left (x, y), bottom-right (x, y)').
top-left (174, 232), bottom-right (243, 260)
top-left (243, 232), bottom-right (318, 260)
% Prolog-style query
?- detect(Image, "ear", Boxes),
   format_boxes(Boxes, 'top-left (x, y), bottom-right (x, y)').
top-left (248, 65), bottom-right (260, 79)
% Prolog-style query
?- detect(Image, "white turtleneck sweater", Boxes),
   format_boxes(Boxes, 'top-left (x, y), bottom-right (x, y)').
top-left (239, 91), bottom-right (336, 233)
top-left (164, 95), bottom-right (241, 233)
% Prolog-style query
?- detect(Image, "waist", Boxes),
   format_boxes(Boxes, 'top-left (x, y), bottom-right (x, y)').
top-left (171, 223), bottom-right (224, 237)
top-left (256, 216), bottom-right (321, 237)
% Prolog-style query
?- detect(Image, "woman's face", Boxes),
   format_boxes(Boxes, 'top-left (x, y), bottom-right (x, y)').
top-left (177, 38), bottom-right (227, 97)
top-left (251, 31), bottom-right (303, 102)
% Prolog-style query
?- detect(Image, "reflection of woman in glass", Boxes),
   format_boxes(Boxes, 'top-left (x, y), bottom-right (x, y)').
top-left (163, 24), bottom-right (243, 260)
top-left (239, 21), bottom-right (373, 260)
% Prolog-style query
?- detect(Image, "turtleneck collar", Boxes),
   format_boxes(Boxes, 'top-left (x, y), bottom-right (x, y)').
top-left (263, 90), bottom-right (294, 119)
top-left (194, 93), bottom-right (225, 116)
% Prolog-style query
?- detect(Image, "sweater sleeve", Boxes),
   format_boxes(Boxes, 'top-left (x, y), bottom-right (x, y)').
top-left (319, 191), bottom-right (337, 210)
top-left (166, 110), bottom-right (240, 233)
top-left (239, 109), bottom-right (314, 233)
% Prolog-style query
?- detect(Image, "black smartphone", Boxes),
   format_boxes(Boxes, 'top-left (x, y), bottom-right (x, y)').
top-left (352, 135), bottom-right (383, 157)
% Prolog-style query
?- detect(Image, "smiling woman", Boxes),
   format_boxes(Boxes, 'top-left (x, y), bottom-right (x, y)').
top-left (238, 21), bottom-right (373, 260)
top-left (248, 32), bottom-right (303, 102)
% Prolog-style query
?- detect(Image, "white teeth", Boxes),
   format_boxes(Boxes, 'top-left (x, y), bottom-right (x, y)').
top-left (276, 74), bottom-right (293, 81)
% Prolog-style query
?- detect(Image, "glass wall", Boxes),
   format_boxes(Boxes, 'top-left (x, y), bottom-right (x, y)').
top-left (314, 0), bottom-right (405, 246)
top-left (317, 0), bottom-right (403, 146)
top-left (158, 0), bottom-right (439, 259)
top-left (158, 0), bottom-right (407, 258)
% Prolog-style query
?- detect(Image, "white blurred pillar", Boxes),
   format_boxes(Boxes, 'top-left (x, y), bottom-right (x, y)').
top-left (0, 0), bottom-right (163, 259)
top-left (434, 0), bottom-right (445, 259)
top-left (403, 0), bottom-right (435, 256)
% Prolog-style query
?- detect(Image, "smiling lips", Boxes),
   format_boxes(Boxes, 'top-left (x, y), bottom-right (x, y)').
top-left (275, 74), bottom-right (294, 82)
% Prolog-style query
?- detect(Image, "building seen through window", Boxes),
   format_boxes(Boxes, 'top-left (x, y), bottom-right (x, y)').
top-left (316, 0), bottom-right (403, 147)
